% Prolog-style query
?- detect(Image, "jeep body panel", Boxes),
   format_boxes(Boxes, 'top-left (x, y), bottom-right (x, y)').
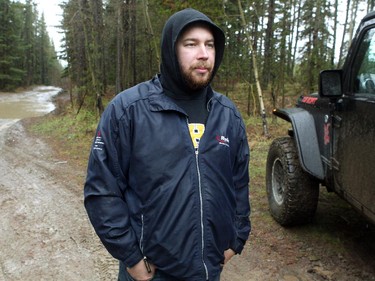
top-left (273, 107), bottom-right (324, 180)
top-left (326, 13), bottom-right (375, 224)
top-left (332, 99), bottom-right (375, 224)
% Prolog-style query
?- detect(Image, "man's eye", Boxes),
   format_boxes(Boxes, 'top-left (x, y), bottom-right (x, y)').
top-left (207, 43), bottom-right (215, 48)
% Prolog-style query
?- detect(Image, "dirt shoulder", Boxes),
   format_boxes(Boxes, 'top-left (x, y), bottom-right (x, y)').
top-left (0, 93), bottom-right (374, 280)
top-left (0, 119), bottom-right (119, 280)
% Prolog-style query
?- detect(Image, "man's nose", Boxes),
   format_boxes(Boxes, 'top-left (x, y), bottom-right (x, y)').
top-left (197, 44), bottom-right (209, 59)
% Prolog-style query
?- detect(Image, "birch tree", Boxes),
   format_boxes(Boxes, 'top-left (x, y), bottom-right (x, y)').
top-left (237, 0), bottom-right (269, 136)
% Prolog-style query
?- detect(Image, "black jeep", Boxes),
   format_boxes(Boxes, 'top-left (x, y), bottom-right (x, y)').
top-left (266, 12), bottom-right (375, 226)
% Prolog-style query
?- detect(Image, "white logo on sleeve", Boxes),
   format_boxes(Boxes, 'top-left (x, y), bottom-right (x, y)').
top-left (216, 135), bottom-right (230, 147)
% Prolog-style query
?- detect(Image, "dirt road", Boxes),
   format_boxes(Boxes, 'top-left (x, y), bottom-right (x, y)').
top-left (0, 116), bottom-right (374, 280)
top-left (0, 120), bottom-right (118, 280)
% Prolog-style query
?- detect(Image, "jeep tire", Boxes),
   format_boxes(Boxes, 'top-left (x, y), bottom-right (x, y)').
top-left (266, 136), bottom-right (319, 226)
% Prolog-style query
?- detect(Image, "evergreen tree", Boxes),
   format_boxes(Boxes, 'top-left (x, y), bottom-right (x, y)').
top-left (21, 0), bottom-right (37, 86)
top-left (0, 0), bottom-right (25, 90)
top-left (0, 0), bottom-right (61, 90)
top-left (298, 0), bottom-right (332, 92)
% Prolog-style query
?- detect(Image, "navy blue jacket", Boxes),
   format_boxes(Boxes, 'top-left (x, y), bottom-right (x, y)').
top-left (84, 75), bottom-right (251, 280)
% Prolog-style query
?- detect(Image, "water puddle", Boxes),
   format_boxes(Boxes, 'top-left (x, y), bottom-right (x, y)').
top-left (0, 86), bottom-right (61, 119)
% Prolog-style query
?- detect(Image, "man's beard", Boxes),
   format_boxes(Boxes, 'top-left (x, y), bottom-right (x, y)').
top-left (180, 64), bottom-right (213, 90)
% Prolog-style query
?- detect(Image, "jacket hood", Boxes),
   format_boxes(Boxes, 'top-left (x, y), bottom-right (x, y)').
top-left (160, 8), bottom-right (225, 96)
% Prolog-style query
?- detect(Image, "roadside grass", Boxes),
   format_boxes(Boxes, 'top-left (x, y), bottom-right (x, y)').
top-left (28, 106), bottom-right (99, 167)
top-left (245, 116), bottom-right (290, 223)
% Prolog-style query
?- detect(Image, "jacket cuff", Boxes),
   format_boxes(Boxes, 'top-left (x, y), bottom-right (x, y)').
top-left (231, 238), bottom-right (246, 254)
top-left (122, 246), bottom-right (144, 268)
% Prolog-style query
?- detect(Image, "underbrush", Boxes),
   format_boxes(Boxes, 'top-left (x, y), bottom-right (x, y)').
top-left (28, 106), bottom-right (99, 167)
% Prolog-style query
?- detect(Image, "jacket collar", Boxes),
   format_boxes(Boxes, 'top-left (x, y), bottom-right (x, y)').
top-left (148, 75), bottom-right (215, 114)
top-left (148, 75), bottom-right (186, 114)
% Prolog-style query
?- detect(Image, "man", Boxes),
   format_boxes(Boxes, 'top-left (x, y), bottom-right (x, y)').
top-left (84, 8), bottom-right (251, 281)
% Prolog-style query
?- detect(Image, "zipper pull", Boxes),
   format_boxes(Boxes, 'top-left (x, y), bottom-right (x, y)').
top-left (143, 256), bottom-right (152, 273)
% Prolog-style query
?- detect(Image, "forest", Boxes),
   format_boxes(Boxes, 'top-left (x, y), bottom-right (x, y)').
top-left (2, 0), bottom-right (375, 116)
top-left (0, 0), bottom-right (62, 90)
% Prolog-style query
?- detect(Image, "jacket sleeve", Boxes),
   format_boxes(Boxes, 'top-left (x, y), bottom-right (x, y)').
top-left (231, 117), bottom-right (251, 254)
top-left (83, 100), bottom-right (143, 267)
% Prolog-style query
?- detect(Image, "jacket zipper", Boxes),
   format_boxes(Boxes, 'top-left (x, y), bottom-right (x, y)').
top-left (140, 214), bottom-right (152, 273)
top-left (140, 214), bottom-right (145, 253)
top-left (206, 97), bottom-right (213, 112)
top-left (196, 149), bottom-right (209, 280)
top-left (187, 118), bottom-right (209, 280)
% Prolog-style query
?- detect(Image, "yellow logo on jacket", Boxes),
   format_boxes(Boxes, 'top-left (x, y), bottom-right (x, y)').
top-left (189, 123), bottom-right (205, 150)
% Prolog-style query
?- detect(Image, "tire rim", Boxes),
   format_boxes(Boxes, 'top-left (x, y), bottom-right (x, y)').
top-left (271, 157), bottom-right (285, 205)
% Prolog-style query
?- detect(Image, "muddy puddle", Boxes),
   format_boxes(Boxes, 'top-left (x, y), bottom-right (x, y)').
top-left (0, 86), bottom-right (61, 119)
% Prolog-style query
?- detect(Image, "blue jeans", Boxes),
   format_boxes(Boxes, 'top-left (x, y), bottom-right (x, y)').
top-left (118, 261), bottom-right (221, 281)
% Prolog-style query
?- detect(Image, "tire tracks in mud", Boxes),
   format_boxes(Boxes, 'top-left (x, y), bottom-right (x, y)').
top-left (0, 121), bottom-right (118, 280)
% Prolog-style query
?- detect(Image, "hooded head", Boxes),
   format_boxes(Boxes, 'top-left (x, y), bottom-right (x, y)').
top-left (160, 8), bottom-right (225, 96)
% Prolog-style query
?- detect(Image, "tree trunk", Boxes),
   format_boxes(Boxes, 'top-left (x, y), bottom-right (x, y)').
top-left (262, 0), bottom-right (275, 90)
top-left (331, 0), bottom-right (338, 67)
top-left (348, 0), bottom-right (359, 47)
top-left (131, 0), bottom-right (136, 85)
top-left (237, 0), bottom-right (269, 136)
top-left (368, 0), bottom-right (375, 12)
top-left (278, 0), bottom-right (289, 108)
top-left (338, 0), bottom-right (351, 67)
top-left (91, 0), bottom-right (105, 115)
top-left (142, 0), bottom-right (160, 70)
top-left (116, 1), bottom-right (124, 93)
top-left (292, 0), bottom-right (302, 77)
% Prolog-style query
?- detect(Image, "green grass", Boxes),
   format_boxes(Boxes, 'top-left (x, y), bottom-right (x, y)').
top-left (28, 106), bottom-right (99, 166)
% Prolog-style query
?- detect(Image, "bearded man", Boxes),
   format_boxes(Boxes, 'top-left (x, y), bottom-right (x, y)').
top-left (84, 8), bottom-right (251, 281)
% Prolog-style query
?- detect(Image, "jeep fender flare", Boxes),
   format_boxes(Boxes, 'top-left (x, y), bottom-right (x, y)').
top-left (273, 107), bottom-right (324, 180)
